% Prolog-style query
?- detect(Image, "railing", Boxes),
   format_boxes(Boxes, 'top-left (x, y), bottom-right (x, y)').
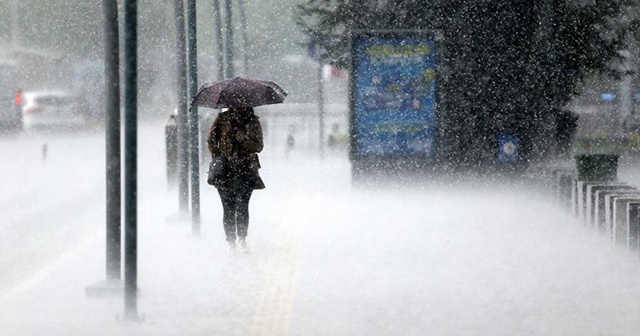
top-left (537, 154), bottom-right (640, 254)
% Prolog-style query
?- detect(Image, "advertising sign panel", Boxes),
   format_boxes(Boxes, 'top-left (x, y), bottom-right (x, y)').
top-left (498, 134), bottom-right (519, 163)
top-left (350, 31), bottom-right (439, 158)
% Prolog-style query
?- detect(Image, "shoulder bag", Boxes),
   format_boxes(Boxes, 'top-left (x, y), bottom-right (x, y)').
top-left (207, 156), bottom-right (229, 186)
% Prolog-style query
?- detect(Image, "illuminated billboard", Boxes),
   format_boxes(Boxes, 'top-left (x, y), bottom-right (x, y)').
top-left (350, 31), bottom-right (439, 158)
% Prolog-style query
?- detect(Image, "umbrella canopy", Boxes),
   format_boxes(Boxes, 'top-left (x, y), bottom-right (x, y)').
top-left (191, 77), bottom-right (287, 109)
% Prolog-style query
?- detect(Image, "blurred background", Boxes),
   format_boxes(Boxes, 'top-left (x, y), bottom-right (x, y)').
top-left (3, 0), bottom-right (640, 164)
top-left (0, 0), bottom-right (348, 126)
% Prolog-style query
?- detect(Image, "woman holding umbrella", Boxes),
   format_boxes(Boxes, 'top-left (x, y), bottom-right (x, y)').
top-left (207, 106), bottom-right (265, 251)
top-left (195, 77), bottom-right (286, 251)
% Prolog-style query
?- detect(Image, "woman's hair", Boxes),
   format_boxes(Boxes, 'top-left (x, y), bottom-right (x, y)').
top-left (226, 107), bottom-right (255, 123)
top-left (227, 107), bottom-right (254, 115)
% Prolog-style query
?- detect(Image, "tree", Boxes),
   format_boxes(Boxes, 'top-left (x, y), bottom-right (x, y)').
top-left (296, 0), bottom-right (632, 166)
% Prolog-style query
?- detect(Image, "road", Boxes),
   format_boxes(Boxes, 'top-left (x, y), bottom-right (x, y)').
top-left (0, 124), bottom-right (166, 298)
top-left (2, 124), bottom-right (640, 335)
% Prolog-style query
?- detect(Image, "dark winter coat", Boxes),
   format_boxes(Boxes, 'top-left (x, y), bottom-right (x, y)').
top-left (207, 110), bottom-right (265, 190)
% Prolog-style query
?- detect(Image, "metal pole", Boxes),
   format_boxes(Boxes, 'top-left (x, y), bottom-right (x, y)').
top-left (238, 0), bottom-right (248, 76)
top-left (103, 0), bottom-right (121, 281)
top-left (123, 0), bottom-right (138, 319)
top-left (213, 0), bottom-right (224, 80)
top-left (187, 0), bottom-right (201, 234)
top-left (223, 0), bottom-right (234, 78)
top-left (318, 60), bottom-right (325, 158)
top-left (174, 0), bottom-right (190, 213)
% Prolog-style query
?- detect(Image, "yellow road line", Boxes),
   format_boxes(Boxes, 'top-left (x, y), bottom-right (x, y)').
top-left (248, 200), bottom-right (305, 336)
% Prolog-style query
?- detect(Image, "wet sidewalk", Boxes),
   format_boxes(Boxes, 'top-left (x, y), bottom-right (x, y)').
top-left (3, 153), bottom-right (640, 336)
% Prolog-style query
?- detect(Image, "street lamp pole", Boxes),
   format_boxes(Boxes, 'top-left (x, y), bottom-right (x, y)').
top-left (238, 0), bottom-right (249, 75)
top-left (213, 0), bottom-right (224, 80)
top-left (123, 0), bottom-right (139, 319)
top-left (85, 0), bottom-right (123, 299)
top-left (223, 0), bottom-right (234, 78)
top-left (187, 0), bottom-right (201, 234)
top-left (174, 0), bottom-right (190, 213)
top-left (103, 0), bottom-right (122, 282)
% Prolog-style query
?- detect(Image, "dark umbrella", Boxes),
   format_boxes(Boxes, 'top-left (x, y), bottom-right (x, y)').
top-left (191, 76), bottom-right (287, 109)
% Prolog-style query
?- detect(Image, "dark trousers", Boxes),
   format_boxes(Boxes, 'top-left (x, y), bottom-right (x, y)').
top-left (217, 186), bottom-right (253, 242)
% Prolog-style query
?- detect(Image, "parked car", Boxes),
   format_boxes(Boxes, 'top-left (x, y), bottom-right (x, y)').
top-left (0, 61), bottom-right (23, 133)
top-left (21, 91), bottom-right (85, 130)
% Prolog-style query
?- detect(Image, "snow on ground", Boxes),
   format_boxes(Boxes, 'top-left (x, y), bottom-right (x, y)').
top-left (2, 124), bottom-right (640, 335)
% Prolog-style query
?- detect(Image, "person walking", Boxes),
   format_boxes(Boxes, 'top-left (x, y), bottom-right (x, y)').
top-left (207, 107), bottom-right (265, 251)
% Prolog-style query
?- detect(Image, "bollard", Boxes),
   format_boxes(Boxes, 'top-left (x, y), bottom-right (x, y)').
top-left (585, 183), bottom-right (628, 227)
top-left (576, 180), bottom-right (612, 223)
top-left (558, 172), bottom-right (576, 210)
top-left (604, 190), bottom-right (640, 237)
top-left (548, 168), bottom-right (574, 209)
top-left (549, 167), bottom-right (564, 199)
top-left (42, 143), bottom-right (48, 163)
top-left (165, 113), bottom-right (178, 186)
top-left (590, 184), bottom-right (634, 228)
top-left (613, 196), bottom-right (640, 246)
top-left (628, 203), bottom-right (640, 252)
top-left (570, 176), bottom-right (579, 216)
top-left (576, 180), bottom-right (599, 222)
